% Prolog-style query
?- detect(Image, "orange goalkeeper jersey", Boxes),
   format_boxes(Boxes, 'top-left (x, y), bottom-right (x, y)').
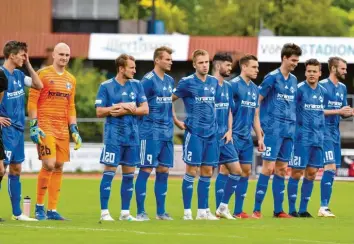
top-left (28, 65), bottom-right (77, 139)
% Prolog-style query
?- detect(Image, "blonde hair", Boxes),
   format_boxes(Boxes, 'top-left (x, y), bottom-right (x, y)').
top-left (115, 54), bottom-right (135, 71)
top-left (192, 49), bottom-right (209, 63)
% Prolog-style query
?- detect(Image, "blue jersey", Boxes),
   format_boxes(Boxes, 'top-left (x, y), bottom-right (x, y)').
top-left (139, 71), bottom-right (174, 141)
top-left (230, 76), bottom-right (259, 140)
top-left (319, 78), bottom-right (348, 143)
top-left (95, 78), bottom-right (147, 146)
top-left (0, 67), bottom-right (26, 131)
top-left (173, 74), bottom-right (218, 138)
top-left (215, 81), bottom-right (233, 139)
top-left (259, 68), bottom-right (297, 138)
top-left (295, 81), bottom-right (326, 147)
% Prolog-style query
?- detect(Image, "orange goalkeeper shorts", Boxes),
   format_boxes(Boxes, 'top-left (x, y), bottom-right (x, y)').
top-left (37, 135), bottom-right (70, 163)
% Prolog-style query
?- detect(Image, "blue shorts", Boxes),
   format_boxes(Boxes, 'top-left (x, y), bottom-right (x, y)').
top-left (183, 131), bottom-right (219, 166)
top-left (289, 143), bottom-right (324, 169)
top-left (100, 144), bottom-right (140, 167)
top-left (262, 135), bottom-right (293, 162)
top-left (233, 137), bottom-right (253, 164)
top-left (138, 139), bottom-right (174, 168)
top-left (2, 126), bottom-right (24, 164)
top-left (219, 139), bottom-right (238, 165)
top-left (323, 140), bottom-right (341, 167)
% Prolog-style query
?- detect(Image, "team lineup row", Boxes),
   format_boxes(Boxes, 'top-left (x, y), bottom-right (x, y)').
top-left (0, 41), bottom-right (351, 222)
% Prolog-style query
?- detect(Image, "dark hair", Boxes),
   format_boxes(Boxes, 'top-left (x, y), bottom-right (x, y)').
top-left (153, 46), bottom-right (173, 61)
top-left (239, 54), bottom-right (258, 67)
top-left (281, 43), bottom-right (302, 60)
top-left (328, 56), bottom-right (346, 71)
top-left (305, 58), bottom-right (321, 70)
top-left (3, 41), bottom-right (28, 59)
top-left (115, 54), bottom-right (135, 70)
top-left (212, 52), bottom-right (233, 63)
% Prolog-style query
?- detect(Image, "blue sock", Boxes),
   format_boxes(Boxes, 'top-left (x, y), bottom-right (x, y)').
top-left (221, 174), bottom-right (240, 205)
top-left (215, 173), bottom-right (228, 208)
top-left (182, 174), bottom-right (195, 209)
top-left (272, 174), bottom-right (285, 213)
top-left (155, 172), bottom-right (168, 215)
top-left (299, 178), bottom-right (314, 213)
top-left (100, 171), bottom-right (115, 210)
top-left (197, 176), bottom-right (211, 209)
top-left (8, 174), bottom-right (22, 216)
top-left (121, 173), bottom-right (134, 211)
top-left (234, 176), bottom-right (248, 215)
top-left (287, 177), bottom-right (299, 213)
top-left (254, 173), bottom-right (270, 212)
top-left (320, 170), bottom-right (335, 207)
top-left (135, 170), bottom-right (150, 214)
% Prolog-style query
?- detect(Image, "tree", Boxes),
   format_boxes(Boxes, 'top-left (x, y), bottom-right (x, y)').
top-left (67, 59), bottom-right (107, 142)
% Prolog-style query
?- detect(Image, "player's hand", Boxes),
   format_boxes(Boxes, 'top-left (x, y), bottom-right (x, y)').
top-left (110, 108), bottom-right (127, 117)
top-left (174, 119), bottom-right (186, 130)
top-left (339, 106), bottom-right (352, 117)
top-left (121, 102), bottom-right (137, 114)
top-left (222, 129), bottom-right (233, 144)
top-left (70, 124), bottom-right (82, 150)
top-left (23, 53), bottom-right (30, 65)
top-left (0, 117), bottom-right (11, 127)
top-left (258, 139), bottom-right (265, 152)
top-left (30, 119), bottom-right (46, 145)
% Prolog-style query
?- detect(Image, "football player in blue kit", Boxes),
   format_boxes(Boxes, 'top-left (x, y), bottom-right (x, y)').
top-left (318, 57), bottom-right (353, 217)
top-left (215, 54), bottom-right (265, 219)
top-left (0, 41), bottom-right (43, 221)
top-left (210, 52), bottom-right (242, 220)
top-left (135, 46), bottom-right (174, 221)
top-left (287, 59), bottom-right (327, 218)
top-left (253, 43), bottom-right (302, 218)
top-left (96, 54), bottom-right (148, 221)
top-left (173, 49), bottom-right (219, 220)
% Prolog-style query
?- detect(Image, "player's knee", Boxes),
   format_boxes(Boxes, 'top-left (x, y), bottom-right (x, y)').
top-left (156, 166), bottom-right (168, 174)
top-left (141, 167), bottom-right (153, 174)
top-left (54, 163), bottom-right (64, 172)
top-left (290, 169), bottom-right (303, 180)
top-left (219, 164), bottom-right (230, 175)
top-left (42, 159), bottom-right (56, 172)
top-left (9, 164), bottom-right (21, 176)
top-left (185, 165), bottom-right (198, 177)
top-left (305, 168), bottom-right (318, 181)
top-left (200, 165), bottom-right (213, 177)
top-left (241, 168), bottom-right (252, 177)
top-left (261, 164), bottom-right (274, 176)
top-left (275, 164), bottom-right (287, 177)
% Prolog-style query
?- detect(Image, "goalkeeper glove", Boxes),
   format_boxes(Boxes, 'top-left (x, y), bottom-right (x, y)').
top-left (30, 119), bottom-right (46, 144)
top-left (69, 124), bottom-right (82, 150)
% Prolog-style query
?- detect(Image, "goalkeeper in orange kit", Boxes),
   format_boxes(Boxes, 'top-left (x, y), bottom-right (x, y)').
top-left (28, 43), bottom-right (82, 220)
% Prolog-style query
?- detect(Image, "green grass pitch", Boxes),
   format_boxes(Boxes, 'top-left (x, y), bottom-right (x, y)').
top-left (0, 177), bottom-right (353, 244)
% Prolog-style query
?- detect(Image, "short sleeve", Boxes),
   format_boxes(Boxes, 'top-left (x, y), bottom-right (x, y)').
top-left (136, 82), bottom-right (147, 104)
top-left (259, 75), bottom-right (275, 98)
top-left (173, 79), bottom-right (189, 98)
top-left (140, 77), bottom-right (154, 98)
top-left (95, 84), bottom-right (108, 108)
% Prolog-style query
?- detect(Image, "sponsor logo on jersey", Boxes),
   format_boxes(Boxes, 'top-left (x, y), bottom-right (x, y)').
top-left (48, 91), bottom-right (70, 98)
top-left (304, 103), bottom-right (324, 111)
top-left (215, 102), bottom-right (229, 109)
top-left (156, 96), bottom-right (172, 103)
top-left (7, 89), bottom-right (25, 99)
top-left (276, 93), bottom-right (295, 102)
top-left (195, 96), bottom-right (215, 103)
top-left (241, 100), bottom-right (257, 108)
top-left (328, 100), bottom-right (342, 108)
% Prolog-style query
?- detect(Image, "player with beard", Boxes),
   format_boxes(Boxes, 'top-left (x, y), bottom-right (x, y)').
top-left (215, 54), bottom-right (265, 219)
top-left (210, 52), bottom-right (242, 219)
top-left (318, 57), bottom-right (353, 217)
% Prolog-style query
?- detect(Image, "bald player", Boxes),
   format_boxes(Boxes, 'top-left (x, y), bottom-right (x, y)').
top-left (28, 43), bottom-right (82, 221)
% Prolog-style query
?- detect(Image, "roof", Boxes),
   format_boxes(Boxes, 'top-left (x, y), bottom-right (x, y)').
top-left (188, 36), bottom-right (258, 60)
